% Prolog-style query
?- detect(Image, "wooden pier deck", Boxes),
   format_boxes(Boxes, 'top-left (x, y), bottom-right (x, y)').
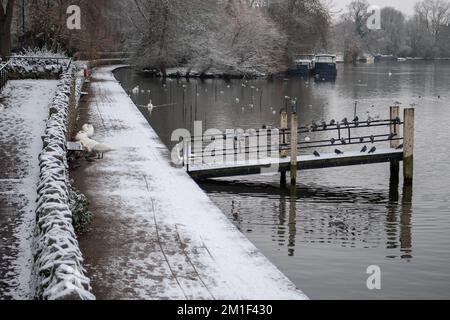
top-left (188, 149), bottom-right (404, 180)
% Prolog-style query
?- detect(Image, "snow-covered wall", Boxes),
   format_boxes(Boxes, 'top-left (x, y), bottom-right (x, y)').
top-left (33, 67), bottom-right (95, 300)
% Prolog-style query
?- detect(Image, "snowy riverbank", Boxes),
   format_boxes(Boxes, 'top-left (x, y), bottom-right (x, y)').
top-left (73, 66), bottom-right (307, 300)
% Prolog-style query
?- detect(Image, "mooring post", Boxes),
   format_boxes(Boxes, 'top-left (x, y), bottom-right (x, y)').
top-left (280, 109), bottom-right (288, 187)
top-left (403, 108), bottom-right (415, 185)
top-left (290, 102), bottom-right (298, 186)
top-left (390, 106), bottom-right (400, 183)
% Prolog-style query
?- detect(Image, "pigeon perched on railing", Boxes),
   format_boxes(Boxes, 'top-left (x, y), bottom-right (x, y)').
top-left (368, 146), bottom-right (377, 154)
top-left (313, 151), bottom-right (321, 157)
top-left (335, 149), bottom-right (344, 155)
top-left (361, 145), bottom-right (368, 153)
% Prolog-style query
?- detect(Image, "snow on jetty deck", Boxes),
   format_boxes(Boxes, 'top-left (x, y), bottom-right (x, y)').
top-left (0, 80), bottom-right (58, 299)
top-left (75, 66), bottom-right (307, 300)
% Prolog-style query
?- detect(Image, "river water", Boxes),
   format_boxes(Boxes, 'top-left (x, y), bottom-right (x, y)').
top-left (115, 61), bottom-right (450, 299)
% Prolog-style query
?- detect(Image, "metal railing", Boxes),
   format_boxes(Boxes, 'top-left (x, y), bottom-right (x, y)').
top-left (0, 61), bottom-right (10, 93)
top-left (181, 117), bottom-right (404, 170)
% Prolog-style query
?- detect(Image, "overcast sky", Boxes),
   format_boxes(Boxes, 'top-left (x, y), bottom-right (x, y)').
top-left (333, 0), bottom-right (417, 16)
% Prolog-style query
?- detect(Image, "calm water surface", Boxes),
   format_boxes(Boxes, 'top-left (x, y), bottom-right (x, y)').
top-left (115, 62), bottom-right (450, 299)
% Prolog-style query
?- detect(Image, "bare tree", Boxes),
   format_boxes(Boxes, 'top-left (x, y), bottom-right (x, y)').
top-left (0, 0), bottom-right (15, 59)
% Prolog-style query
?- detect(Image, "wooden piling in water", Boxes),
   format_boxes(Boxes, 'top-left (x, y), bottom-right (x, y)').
top-left (290, 110), bottom-right (298, 186)
top-left (280, 110), bottom-right (288, 187)
top-left (403, 108), bottom-right (415, 185)
top-left (390, 106), bottom-right (400, 183)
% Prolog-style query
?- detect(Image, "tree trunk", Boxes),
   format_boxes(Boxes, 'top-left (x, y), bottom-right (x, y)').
top-left (0, 0), bottom-right (16, 60)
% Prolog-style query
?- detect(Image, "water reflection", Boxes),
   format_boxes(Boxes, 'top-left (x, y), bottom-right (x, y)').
top-left (201, 177), bottom-right (412, 259)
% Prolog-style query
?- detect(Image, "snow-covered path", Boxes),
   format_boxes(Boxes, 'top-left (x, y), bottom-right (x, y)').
top-left (75, 66), bottom-right (307, 300)
top-left (0, 80), bottom-right (58, 299)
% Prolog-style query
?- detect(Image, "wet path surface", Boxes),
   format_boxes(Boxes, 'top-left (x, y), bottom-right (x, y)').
top-left (73, 66), bottom-right (306, 300)
top-left (0, 80), bottom-right (58, 299)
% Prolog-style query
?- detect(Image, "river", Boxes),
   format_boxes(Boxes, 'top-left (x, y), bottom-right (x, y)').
top-left (115, 61), bottom-right (450, 299)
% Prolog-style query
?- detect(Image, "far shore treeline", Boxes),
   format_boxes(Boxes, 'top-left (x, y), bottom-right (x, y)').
top-left (1, 0), bottom-right (449, 75)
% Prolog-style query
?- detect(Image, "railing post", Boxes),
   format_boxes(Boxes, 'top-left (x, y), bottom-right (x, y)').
top-left (390, 106), bottom-right (400, 184)
top-left (403, 108), bottom-right (415, 185)
top-left (290, 105), bottom-right (298, 186)
top-left (280, 109), bottom-right (288, 187)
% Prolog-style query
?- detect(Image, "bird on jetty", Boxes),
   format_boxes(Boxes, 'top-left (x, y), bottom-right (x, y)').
top-left (396, 144), bottom-right (404, 150)
top-left (360, 145), bottom-right (368, 153)
top-left (311, 121), bottom-right (318, 131)
top-left (330, 119), bottom-right (336, 126)
top-left (335, 149), bottom-right (344, 155)
top-left (313, 151), bottom-right (321, 157)
top-left (305, 136), bottom-right (311, 142)
top-left (330, 138), bottom-right (336, 145)
top-left (388, 72), bottom-right (393, 77)
top-left (370, 135), bottom-right (375, 144)
top-left (360, 137), bottom-right (365, 143)
top-left (235, 98), bottom-right (240, 104)
top-left (368, 146), bottom-right (377, 154)
top-left (388, 133), bottom-right (396, 140)
top-left (341, 117), bottom-right (349, 126)
top-left (340, 138), bottom-right (347, 145)
top-left (132, 86), bottom-right (140, 94)
top-left (321, 120), bottom-right (327, 130)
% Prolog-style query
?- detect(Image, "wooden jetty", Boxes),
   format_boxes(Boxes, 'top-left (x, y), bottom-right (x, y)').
top-left (183, 106), bottom-right (414, 186)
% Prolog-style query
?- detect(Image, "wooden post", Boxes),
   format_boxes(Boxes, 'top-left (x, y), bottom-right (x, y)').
top-left (390, 106), bottom-right (400, 183)
top-left (280, 110), bottom-right (288, 187)
top-left (403, 108), bottom-right (415, 185)
top-left (290, 110), bottom-right (298, 186)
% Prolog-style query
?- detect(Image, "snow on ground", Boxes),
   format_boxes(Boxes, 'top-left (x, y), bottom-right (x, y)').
top-left (75, 66), bottom-right (307, 300)
top-left (0, 80), bottom-right (58, 299)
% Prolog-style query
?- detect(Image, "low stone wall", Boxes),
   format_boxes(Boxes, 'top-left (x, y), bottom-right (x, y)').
top-left (33, 67), bottom-right (95, 300)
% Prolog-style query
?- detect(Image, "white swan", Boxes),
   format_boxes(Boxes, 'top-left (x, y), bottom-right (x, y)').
top-left (81, 124), bottom-right (94, 137)
top-left (132, 86), bottom-right (140, 94)
top-left (147, 100), bottom-right (155, 114)
top-left (92, 143), bottom-right (115, 159)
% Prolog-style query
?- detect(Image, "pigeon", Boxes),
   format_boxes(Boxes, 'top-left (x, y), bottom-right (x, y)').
top-left (311, 121), bottom-right (318, 131)
top-left (340, 138), bottom-right (347, 145)
top-left (361, 145), bottom-right (368, 153)
top-left (313, 151), bottom-right (321, 157)
top-left (335, 149), bottom-right (344, 155)
top-left (330, 138), bottom-right (336, 145)
top-left (368, 146), bottom-right (377, 154)
top-left (396, 144), bottom-right (404, 150)
top-left (342, 117), bottom-right (349, 126)
top-left (370, 135), bottom-right (375, 144)
top-left (330, 119), bottom-right (336, 126)
top-left (353, 116), bottom-right (359, 123)
top-left (388, 133), bottom-right (396, 140)
top-left (360, 137), bottom-right (365, 143)
top-left (321, 121), bottom-right (327, 130)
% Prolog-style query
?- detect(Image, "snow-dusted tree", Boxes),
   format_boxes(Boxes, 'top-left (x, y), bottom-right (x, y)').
top-left (268, 0), bottom-right (331, 57)
top-left (0, 0), bottom-right (15, 59)
top-left (414, 0), bottom-right (450, 56)
top-left (132, 0), bottom-right (288, 76)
